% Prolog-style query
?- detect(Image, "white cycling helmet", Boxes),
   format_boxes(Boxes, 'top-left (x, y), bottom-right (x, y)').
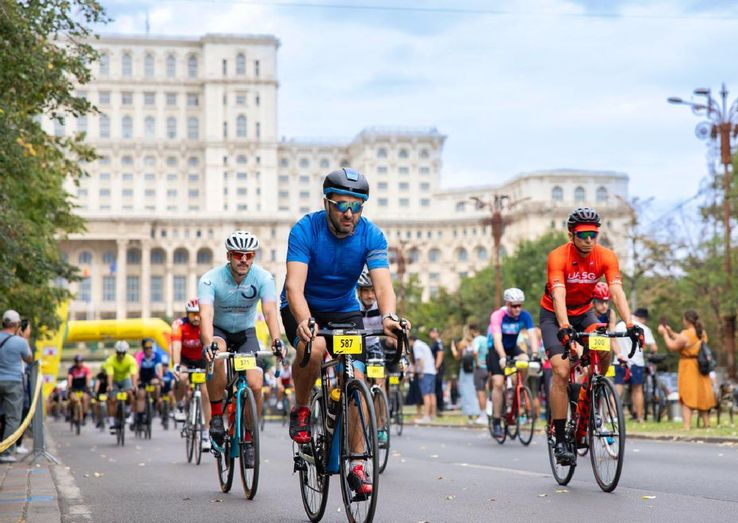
top-left (185, 298), bottom-right (199, 313)
top-left (225, 230), bottom-right (260, 252)
top-left (503, 288), bottom-right (525, 303)
top-left (357, 268), bottom-right (373, 289)
top-left (114, 340), bottom-right (129, 353)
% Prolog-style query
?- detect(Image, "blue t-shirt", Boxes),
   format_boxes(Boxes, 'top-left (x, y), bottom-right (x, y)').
top-left (280, 211), bottom-right (389, 313)
top-left (489, 309), bottom-right (535, 352)
top-left (161, 370), bottom-right (175, 391)
top-left (199, 263), bottom-right (276, 333)
top-left (139, 352), bottom-right (162, 382)
top-left (0, 333), bottom-right (31, 383)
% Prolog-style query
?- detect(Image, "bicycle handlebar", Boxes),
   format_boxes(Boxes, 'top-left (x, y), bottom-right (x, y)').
top-left (564, 330), bottom-right (641, 361)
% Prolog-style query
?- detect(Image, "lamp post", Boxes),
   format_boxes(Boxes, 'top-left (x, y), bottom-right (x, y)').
top-left (669, 83), bottom-right (738, 379)
top-left (389, 240), bottom-right (409, 318)
top-left (470, 195), bottom-right (511, 308)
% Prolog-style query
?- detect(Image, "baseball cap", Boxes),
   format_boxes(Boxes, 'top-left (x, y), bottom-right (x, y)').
top-left (2, 310), bottom-right (21, 324)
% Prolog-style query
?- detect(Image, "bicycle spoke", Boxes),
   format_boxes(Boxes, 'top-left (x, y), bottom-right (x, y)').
top-left (589, 378), bottom-right (625, 492)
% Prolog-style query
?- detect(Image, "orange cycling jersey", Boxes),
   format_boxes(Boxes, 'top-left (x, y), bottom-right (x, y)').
top-left (540, 243), bottom-right (622, 316)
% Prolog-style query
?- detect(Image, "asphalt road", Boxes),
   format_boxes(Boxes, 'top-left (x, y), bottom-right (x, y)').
top-left (47, 417), bottom-right (738, 522)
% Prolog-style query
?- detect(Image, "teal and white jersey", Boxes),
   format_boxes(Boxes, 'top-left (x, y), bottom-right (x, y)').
top-left (198, 263), bottom-right (276, 333)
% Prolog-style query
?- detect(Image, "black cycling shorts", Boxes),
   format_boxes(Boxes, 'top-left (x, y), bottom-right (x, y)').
top-left (180, 355), bottom-right (206, 370)
top-left (281, 307), bottom-right (367, 363)
top-left (212, 325), bottom-right (260, 355)
top-left (539, 306), bottom-right (599, 358)
top-left (486, 345), bottom-right (525, 376)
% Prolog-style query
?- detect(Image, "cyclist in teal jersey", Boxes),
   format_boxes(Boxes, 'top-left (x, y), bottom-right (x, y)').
top-left (198, 230), bottom-right (284, 450)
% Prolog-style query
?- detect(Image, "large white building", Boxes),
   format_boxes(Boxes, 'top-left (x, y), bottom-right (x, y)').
top-left (47, 34), bottom-right (631, 321)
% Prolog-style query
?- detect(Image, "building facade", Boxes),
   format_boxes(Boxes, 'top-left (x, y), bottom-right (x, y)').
top-left (47, 34), bottom-right (631, 321)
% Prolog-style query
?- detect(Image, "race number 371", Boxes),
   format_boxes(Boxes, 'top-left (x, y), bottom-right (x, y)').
top-left (334, 335), bottom-right (362, 355)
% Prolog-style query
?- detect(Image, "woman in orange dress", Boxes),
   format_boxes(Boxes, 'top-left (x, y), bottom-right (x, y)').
top-left (657, 309), bottom-right (716, 429)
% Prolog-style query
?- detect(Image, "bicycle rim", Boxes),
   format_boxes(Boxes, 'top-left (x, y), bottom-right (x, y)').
top-left (589, 377), bottom-right (625, 492)
top-left (517, 386), bottom-right (535, 446)
top-left (145, 400), bottom-right (153, 439)
top-left (394, 389), bottom-right (404, 436)
top-left (299, 390), bottom-right (330, 522)
top-left (217, 436), bottom-right (234, 493)
top-left (372, 386), bottom-right (391, 474)
top-left (339, 379), bottom-right (379, 523)
top-left (194, 400), bottom-right (203, 466)
top-left (239, 387), bottom-right (260, 499)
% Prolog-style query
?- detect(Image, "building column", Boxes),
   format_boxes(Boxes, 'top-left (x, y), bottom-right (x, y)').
top-left (141, 240), bottom-right (151, 319)
top-left (187, 257), bottom-right (198, 302)
top-left (116, 239), bottom-right (128, 320)
top-left (164, 248), bottom-right (174, 319)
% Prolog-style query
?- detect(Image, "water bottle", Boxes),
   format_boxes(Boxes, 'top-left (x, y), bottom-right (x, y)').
top-left (326, 388), bottom-right (341, 433)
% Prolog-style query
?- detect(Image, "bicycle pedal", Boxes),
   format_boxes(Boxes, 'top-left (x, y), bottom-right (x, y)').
top-left (293, 455), bottom-right (308, 473)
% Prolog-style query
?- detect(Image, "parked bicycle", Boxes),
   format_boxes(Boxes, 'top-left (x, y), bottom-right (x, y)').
top-left (643, 354), bottom-right (668, 422)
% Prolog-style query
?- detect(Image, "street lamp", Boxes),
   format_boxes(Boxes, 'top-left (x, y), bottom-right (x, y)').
top-left (668, 83), bottom-right (738, 379)
top-left (388, 240), bottom-right (410, 318)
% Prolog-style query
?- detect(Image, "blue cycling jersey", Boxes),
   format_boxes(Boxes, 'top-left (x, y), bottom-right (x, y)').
top-left (488, 308), bottom-right (535, 352)
top-left (280, 210), bottom-right (389, 313)
top-left (139, 352), bottom-right (162, 382)
top-left (198, 263), bottom-right (276, 333)
top-left (161, 370), bottom-right (175, 391)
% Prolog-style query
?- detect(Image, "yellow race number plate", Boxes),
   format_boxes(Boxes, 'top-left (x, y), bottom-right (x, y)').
top-left (74, 391), bottom-right (84, 398)
top-left (145, 384), bottom-right (156, 393)
top-left (116, 392), bottom-right (128, 401)
top-left (191, 372), bottom-right (206, 384)
top-left (388, 376), bottom-right (400, 385)
top-left (589, 336), bottom-right (610, 352)
top-left (367, 365), bottom-right (385, 379)
top-left (98, 394), bottom-right (108, 401)
top-left (234, 354), bottom-right (257, 371)
top-left (504, 366), bottom-right (516, 377)
top-left (334, 335), bottom-right (362, 355)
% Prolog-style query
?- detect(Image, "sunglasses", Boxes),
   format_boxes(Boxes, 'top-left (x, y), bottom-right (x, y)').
top-left (229, 251), bottom-right (256, 261)
top-left (575, 231), bottom-right (598, 240)
top-left (325, 197), bottom-right (364, 214)
top-left (508, 304), bottom-right (522, 309)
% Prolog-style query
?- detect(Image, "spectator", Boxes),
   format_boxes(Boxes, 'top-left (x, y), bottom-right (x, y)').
top-left (450, 324), bottom-right (480, 422)
top-left (614, 308), bottom-right (657, 422)
top-left (471, 324), bottom-right (489, 425)
top-left (0, 310), bottom-right (33, 463)
top-left (15, 319), bottom-right (32, 455)
top-left (411, 334), bottom-right (436, 423)
top-left (429, 328), bottom-right (445, 416)
top-left (657, 309), bottom-right (716, 429)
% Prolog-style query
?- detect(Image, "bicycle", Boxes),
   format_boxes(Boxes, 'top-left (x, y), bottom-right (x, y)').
top-left (547, 325), bottom-right (640, 492)
top-left (643, 354), bottom-right (667, 422)
top-left (68, 390), bottom-right (85, 436)
top-left (386, 368), bottom-right (404, 437)
top-left (113, 390), bottom-right (128, 447)
top-left (182, 368), bottom-right (207, 465)
top-left (293, 319), bottom-right (408, 523)
top-left (93, 393), bottom-right (108, 431)
top-left (135, 384), bottom-right (156, 440)
top-left (210, 346), bottom-right (284, 500)
top-left (489, 359), bottom-right (537, 446)
top-left (161, 394), bottom-right (171, 431)
top-left (366, 355), bottom-right (391, 474)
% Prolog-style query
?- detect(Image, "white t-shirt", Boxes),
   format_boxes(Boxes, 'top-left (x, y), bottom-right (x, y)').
top-left (615, 320), bottom-right (655, 367)
top-left (412, 339), bottom-right (436, 376)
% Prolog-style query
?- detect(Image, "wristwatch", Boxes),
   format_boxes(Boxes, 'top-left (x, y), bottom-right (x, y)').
top-left (382, 312), bottom-right (400, 322)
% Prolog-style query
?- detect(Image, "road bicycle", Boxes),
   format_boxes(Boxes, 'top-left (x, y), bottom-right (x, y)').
top-left (293, 319), bottom-right (408, 523)
top-left (182, 367), bottom-right (207, 465)
top-left (547, 325), bottom-right (640, 493)
top-left (366, 355), bottom-right (391, 474)
top-left (68, 390), bottom-right (85, 436)
top-left (386, 368), bottom-right (404, 437)
top-left (490, 359), bottom-right (538, 446)
top-left (135, 384), bottom-right (156, 440)
top-left (210, 346), bottom-right (284, 500)
top-left (112, 390), bottom-right (128, 447)
top-left (643, 354), bottom-right (668, 422)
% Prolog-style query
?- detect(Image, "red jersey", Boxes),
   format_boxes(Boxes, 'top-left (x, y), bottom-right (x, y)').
top-left (171, 317), bottom-right (203, 361)
top-left (540, 243), bottom-right (622, 316)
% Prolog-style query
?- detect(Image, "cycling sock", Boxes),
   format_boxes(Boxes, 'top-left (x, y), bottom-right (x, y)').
top-left (211, 400), bottom-right (223, 416)
top-left (553, 419), bottom-right (566, 443)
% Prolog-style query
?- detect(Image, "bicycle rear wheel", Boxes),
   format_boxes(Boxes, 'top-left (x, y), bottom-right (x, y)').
top-left (116, 402), bottom-right (125, 447)
top-left (517, 386), bottom-right (535, 446)
top-left (145, 398), bottom-right (153, 439)
top-left (339, 379), bottom-right (379, 523)
top-left (372, 385), bottom-right (391, 474)
top-left (505, 389), bottom-right (519, 440)
top-left (589, 377), bottom-right (625, 492)
top-left (239, 387), bottom-right (260, 499)
top-left (162, 399), bottom-right (170, 430)
top-left (390, 387), bottom-right (403, 436)
top-left (546, 397), bottom-right (576, 485)
top-left (74, 402), bottom-right (81, 436)
top-left (299, 390), bottom-right (330, 522)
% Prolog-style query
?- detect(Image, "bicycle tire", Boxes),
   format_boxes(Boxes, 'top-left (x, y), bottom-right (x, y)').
top-left (339, 378), bottom-right (379, 523)
top-left (492, 393), bottom-right (507, 444)
top-left (239, 387), bottom-right (260, 499)
top-left (185, 410), bottom-right (195, 463)
top-left (145, 397), bottom-right (153, 440)
top-left (517, 386), bottom-right (535, 446)
top-left (216, 433), bottom-right (235, 493)
top-left (116, 401), bottom-right (126, 447)
top-left (505, 388), bottom-right (519, 440)
top-left (298, 389), bottom-right (330, 522)
top-left (391, 388), bottom-right (404, 436)
top-left (74, 401), bottom-right (81, 436)
top-left (546, 395), bottom-right (576, 485)
top-left (371, 385), bottom-right (391, 474)
top-left (194, 398), bottom-right (203, 466)
top-left (589, 377), bottom-right (625, 492)
top-left (162, 400), bottom-right (169, 431)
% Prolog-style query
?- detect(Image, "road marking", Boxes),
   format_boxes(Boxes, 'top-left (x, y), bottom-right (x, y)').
top-left (455, 462), bottom-right (549, 478)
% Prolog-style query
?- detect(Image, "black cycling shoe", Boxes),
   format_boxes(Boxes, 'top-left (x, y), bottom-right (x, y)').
top-left (554, 441), bottom-right (575, 465)
top-left (209, 416), bottom-right (226, 447)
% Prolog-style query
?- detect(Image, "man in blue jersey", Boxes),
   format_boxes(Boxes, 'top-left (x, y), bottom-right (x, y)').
top-left (281, 168), bottom-right (408, 498)
top-left (199, 230), bottom-right (284, 459)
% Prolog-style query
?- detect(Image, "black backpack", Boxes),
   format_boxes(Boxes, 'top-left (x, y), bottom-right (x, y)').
top-left (461, 350), bottom-right (476, 373)
top-left (697, 340), bottom-right (716, 376)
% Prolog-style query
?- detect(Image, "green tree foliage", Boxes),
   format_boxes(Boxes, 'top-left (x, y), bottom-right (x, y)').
top-left (0, 0), bottom-right (107, 329)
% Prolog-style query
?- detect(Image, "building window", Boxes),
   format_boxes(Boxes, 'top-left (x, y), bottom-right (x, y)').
top-left (255, 122), bottom-right (260, 138)
top-left (173, 276), bottom-right (186, 301)
top-left (150, 249), bottom-right (165, 264)
top-left (236, 52), bottom-right (246, 75)
top-left (223, 122), bottom-right (228, 138)
top-left (144, 91), bottom-right (155, 106)
top-left (399, 198), bottom-right (409, 207)
top-left (420, 148), bottom-right (430, 159)
top-left (167, 189), bottom-right (177, 198)
top-left (236, 155), bottom-right (247, 164)
top-left (237, 172), bottom-right (247, 181)
top-left (278, 175), bottom-right (289, 184)
top-left (145, 189), bottom-right (155, 197)
top-left (421, 198), bottom-right (430, 207)
top-left (188, 189), bottom-right (199, 198)
top-left (186, 93), bottom-right (199, 106)
top-left (187, 117), bottom-right (199, 139)
top-left (596, 186), bottom-right (608, 203)
top-left (78, 251), bottom-right (93, 265)
top-left (236, 93), bottom-right (247, 105)
top-left (552, 186), bottom-right (563, 202)
top-left (122, 189), bottom-right (133, 198)
top-left (166, 54), bottom-right (176, 78)
top-left (574, 186), bottom-right (586, 203)
top-left (150, 276), bottom-right (163, 302)
top-left (377, 166), bottom-right (387, 175)
top-left (419, 167), bottom-right (430, 175)
top-left (188, 174), bottom-right (199, 182)
top-left (126, 276), bottom-right (140, 303)
top-left (173, 248), bottom-right (188, 265)
top-left (99, 114), bottom-right (110, 138)
top-left (99, 53), bottom-right (109, 76)
top-left (255, 94), bottom-right (260, 106)
top-left (320, 158), bottom-right (329, 169)
top-left (237, 188), bottom-right (247, 196)
top-left (121, 91), bottom-right (133, 105)
top-left (420, 182), bottom-right (430, 191)
top-left (121, 116), bottom-right (133, 139)
top-left (399, 182), bottom-right (409, 191)
top-left (102, 275), bottom-right (115, 302)
top-left (398, 166), bottom-right (409, 175)
top-left (197, 248), bottom-right (212, 264)
top-left (166, 92), bottom-right (177, 106)
top-left (77, 115), bottom-right (87, 134)
top-left (428, 248), bottom-right (441, 262)
top-left (398, 148), bottom-right (409, 159)
top-left (299, 158), bottom-right (310, 168)
top-left (188, 156), bottom-right (200, 167)
top-left (144, 155), bottom-right (156, 167)
top-left (299, 191), bottom-right (309, 199)
top-left (144, 116), bottom-right (155, 138)
top-left (254, 60), bottom-right (260, 77)
top-left (126, 248), bottom-right (141, 264)
top-left (236, 115), bottom-right (247, 137)
top-left (377, 147), bottom-right (387, 159)
top-left (457, 248), bottom-right (468, 262)
top-left (187, 55), bottom-right (198, 78)
top-left (378, 198), bottom-right (388, 207)
top-left (144, 53), bottom-right (154, 77)
top-left (299, 175), bottom-right (310, 184)
top-left (121, 52), bottom-right (132, 77)
top-left (166, 156), bottom-right (178, 167)
top-left (221, 58), bottom-right (228, 75)
top-left (167, 117), bottom-right (177, 139)
top-left (476, 246), bottom-right (488, 261)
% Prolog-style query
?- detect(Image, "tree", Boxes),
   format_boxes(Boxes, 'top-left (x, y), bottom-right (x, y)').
top-left (0, 1), bottom-right (107, 329)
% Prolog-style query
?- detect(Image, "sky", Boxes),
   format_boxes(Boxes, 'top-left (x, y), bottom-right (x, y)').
top-left (98, 0), bottom-right (738, 221)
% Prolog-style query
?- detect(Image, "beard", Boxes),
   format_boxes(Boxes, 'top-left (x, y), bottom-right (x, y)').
top-left (328, 209), bottom-right (356, 237)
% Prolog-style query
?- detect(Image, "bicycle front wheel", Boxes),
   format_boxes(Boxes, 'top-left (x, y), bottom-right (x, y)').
top-left (391, 387), bottom-right (403, 436)
top-left (339, 378), bottom-right (379, 523)
top-left (372, 385), bottom-right (391, 474)
top-left (194, 398), bottom-right (203, 466)
top-left (589, 377), bottom-right (625, 492)
top-left (145, 398), bottom-right (153, 440)
top-left (239, 387), bottom-right (260, 499)
top-left (299, 390), bottom-right (330, 522)
top-left (517, 386), bottom-right (535, 446)
top-left (116, 402), bottom-right (125, 447)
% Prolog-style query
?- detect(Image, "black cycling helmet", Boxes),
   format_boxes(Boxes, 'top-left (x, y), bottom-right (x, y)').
top-left (74, 354), bottom-right (83, 363)
top-left (567, 207), bottom-right (601, 230)
top-left (322, 168), bottom-right (369, 201)
top-left (142, 337), bottom-right (155, 349)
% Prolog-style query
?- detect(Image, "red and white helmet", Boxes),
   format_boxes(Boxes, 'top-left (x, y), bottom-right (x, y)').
top-left (185, 298), bottom-right (199, 313)
top-left (592, 282), bottom-right (610, 301)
